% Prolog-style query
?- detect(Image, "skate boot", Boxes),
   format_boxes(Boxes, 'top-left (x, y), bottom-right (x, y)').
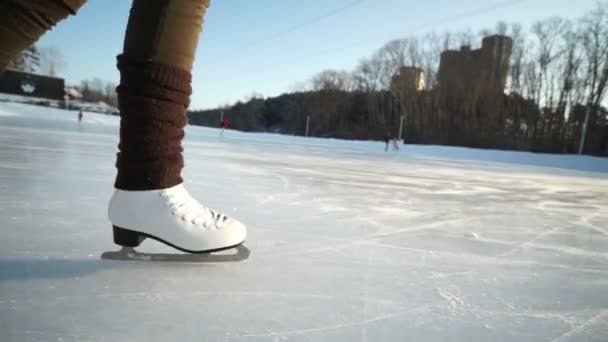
top-left (108, 184), bottom-right (247, 253)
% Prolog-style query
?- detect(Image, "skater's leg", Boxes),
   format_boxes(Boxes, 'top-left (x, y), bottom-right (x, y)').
top-left (0, 0), bottom-right (86, 72)
top-left (115, 0), bottom-right (208, 191)
top-left (109, 0), bottom-right (246, 252)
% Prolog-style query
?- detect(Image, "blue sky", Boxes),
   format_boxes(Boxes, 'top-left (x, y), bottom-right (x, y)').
top-left (37, 0), bottom-right (597, 110)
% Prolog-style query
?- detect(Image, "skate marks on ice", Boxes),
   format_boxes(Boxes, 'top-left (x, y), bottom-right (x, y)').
top-left (548, 310), bottom-right (608, 342)
top-left (100, 245), bottom-right (250, 262)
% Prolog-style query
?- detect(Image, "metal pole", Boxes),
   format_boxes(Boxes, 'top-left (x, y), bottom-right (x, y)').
top-left (398, 114), bottom-right (405, 141)
top-left (578, 105), bottom-right (591, 155)
top-left (305, 115), bottom-right (310, 137)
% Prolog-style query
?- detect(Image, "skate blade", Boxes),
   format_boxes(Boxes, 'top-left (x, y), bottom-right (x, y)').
top-left (100, 245), bottom-right (250, 263)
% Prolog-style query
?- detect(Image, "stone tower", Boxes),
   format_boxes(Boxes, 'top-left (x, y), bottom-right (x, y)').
top-left (391, 66), bottom-right (425, 96)
top-left (479, 35), bottom-right (513, 94)
top-left (437, 34), bottom-right (513, 97)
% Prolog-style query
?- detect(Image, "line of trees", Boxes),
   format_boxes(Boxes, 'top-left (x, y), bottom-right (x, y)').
top-left (78, 78), bottom-right (118, 107)
top-left (191, 3), bottom-right (608, 155)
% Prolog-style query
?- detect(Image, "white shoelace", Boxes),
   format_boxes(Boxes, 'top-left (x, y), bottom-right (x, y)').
top-left (160, 188), bottom-right (227, 228)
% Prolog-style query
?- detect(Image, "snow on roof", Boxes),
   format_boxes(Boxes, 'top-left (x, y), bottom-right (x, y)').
top-left (64, 87), bottom-right (83, 98)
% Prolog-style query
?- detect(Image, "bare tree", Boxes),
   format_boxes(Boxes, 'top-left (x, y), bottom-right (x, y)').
top-left (104, 82), bottom-right (118, 107)
top-left (456, 29), bottom-right (475, 48)
top-left (580, 2), bottom-right (608, 108)
top-left (352, 56), bottom-right (385, 92)
top-left (496, 21), bottom-right (509, 35)
top-left (531, 17), bottom-right (568, 109)
top-left (288, 81), bottom-right (310, 93)
top-left (79, 78), bottom-right (118, 107)
top-left (420, 32), bottom-right (442, 89)
top-left (311, 70), bottom-right (354, 91)
top-left (507, 23), bottom-right (525, 94)
top-left (352, 54), bottom-right (392, 128)
top-left (40, 46), bottom-right (66, 77)
top-left (578, 1), bottom-right (608, 153)
top-left (440, 31), bottom-right (454, 50)
top-left (556, 22), bottom-right (582, 112)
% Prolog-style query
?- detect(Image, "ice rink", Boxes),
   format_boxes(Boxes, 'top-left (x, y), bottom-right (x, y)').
top-left (1, 102), bottom-right (607, 341)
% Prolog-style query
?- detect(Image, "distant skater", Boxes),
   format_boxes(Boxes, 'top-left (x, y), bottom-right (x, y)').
top-left (220, 116), bottom-right (228, 136)
top-left (392, 137), bottom-right (400, 151)
top-left (384, 132), bottom-right (390, 152)
top-left (77, 110), bottom-right (83, 123)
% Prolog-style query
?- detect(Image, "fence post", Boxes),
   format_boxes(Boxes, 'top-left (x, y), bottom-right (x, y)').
top-left (578, 105), bottom-right (591, 155)
top-left (398, 114), bottom-right (405, 141)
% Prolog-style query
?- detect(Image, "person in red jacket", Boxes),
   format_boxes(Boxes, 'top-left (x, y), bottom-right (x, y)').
top-left (220, 116), bottom-right (229, 136)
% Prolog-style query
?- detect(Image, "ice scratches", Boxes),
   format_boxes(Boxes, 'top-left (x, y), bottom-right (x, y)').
top-left (525, 242), bottom-right (608, 259)
top-left (498, 226), bottom-right (564, 257)
top-left (256, 173), bottom-right (291, 205)
top-left (429, 271), bottom-right (473, 280)
top-left (497, 215), bottom-right (608, 259)
top-left (537, 198), bottom-right (608, 237)
top-left (225, 306), bottom-right (429, 340)
top-left (305, 215), bottom-right (474, 254)
top-left (361, 241), bottom-right (608, 275)
top-left (435, 291), bottom-right (584, 328)
top-left (579, 212), bottom-right (608, 237)
top-left (277, 174), bottom-right (290, 191)
top-left (548, 310), bottom-right (608, 342)
top-left (0, 290), bottom-right (402, 306)
top-left (436, 287), bottom-right (465, 309)
top-left (224, 304), bottom-right (592, 341)
top-left (461, 308), bottom-right (580, 327)
top-left (22, 329), bottom-right (100, 342)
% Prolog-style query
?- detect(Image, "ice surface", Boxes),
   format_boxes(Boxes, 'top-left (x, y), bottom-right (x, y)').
top-left (0, 102), bottom-right (607, 342)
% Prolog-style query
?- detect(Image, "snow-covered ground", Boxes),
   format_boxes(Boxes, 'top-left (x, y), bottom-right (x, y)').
top-left (0, 93), bottom-right (118, 115)
top-left (0, 102), bottom-right (607, 342)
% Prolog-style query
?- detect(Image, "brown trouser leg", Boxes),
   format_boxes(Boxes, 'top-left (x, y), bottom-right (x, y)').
top-left (114, 0), bottom-right (209, 191)
top-left (0, 0), bottom-right (86, 72)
